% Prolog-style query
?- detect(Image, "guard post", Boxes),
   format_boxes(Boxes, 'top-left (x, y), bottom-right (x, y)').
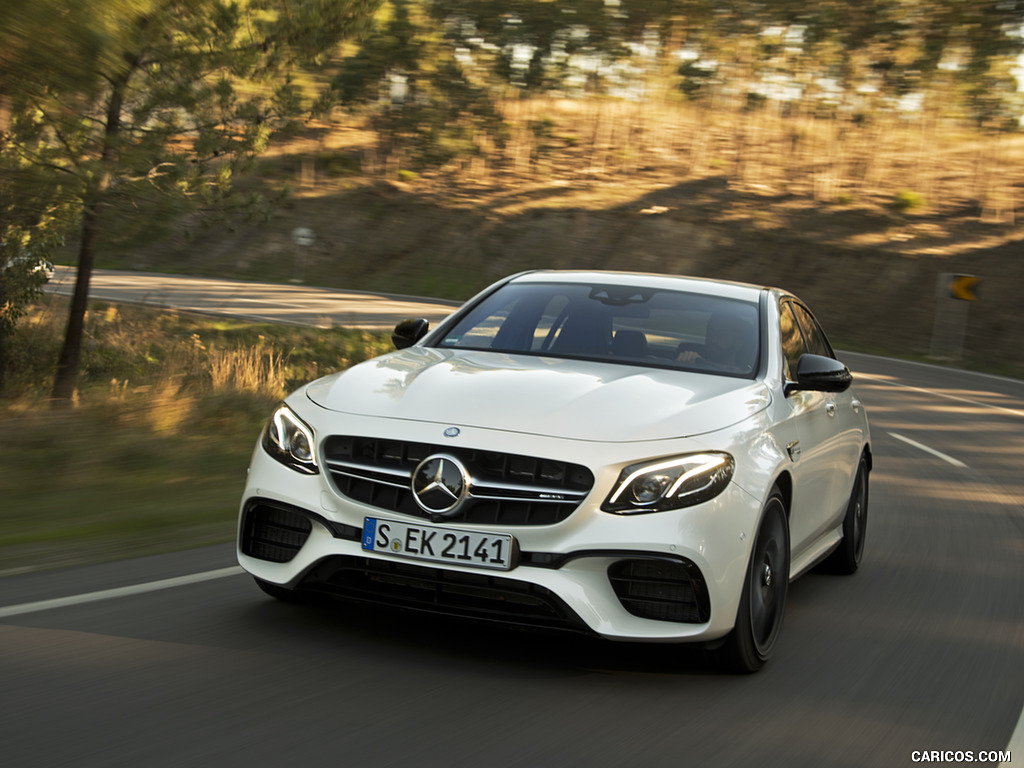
top-left (290, 226), bottom-right (316, 284)
top-left (929, 273), bottom-right (979, 362)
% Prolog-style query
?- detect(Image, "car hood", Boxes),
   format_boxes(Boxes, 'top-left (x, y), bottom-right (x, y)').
top-left (304, 347), bottom-right (771, 442)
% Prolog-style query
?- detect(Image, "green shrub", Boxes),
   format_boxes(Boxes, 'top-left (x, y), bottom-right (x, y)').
top-left (893, 190), bottom-right (926, 212)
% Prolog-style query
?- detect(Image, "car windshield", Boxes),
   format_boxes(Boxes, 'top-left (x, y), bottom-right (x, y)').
top-left (434, 281), bottom-right (760, 377)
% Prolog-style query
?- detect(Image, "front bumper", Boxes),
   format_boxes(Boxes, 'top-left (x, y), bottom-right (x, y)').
top-left (237, 433), bottom-right (761, 643)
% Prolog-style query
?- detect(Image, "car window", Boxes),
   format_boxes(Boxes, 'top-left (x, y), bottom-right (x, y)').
top-left (779, 302), bottom-right (806, 380)
top-left (780, 299), bottom-right (837, 380)
top-left (790, 303), bottom-right (833, 358)
top-left (436, 282), bottom-right (760, 377)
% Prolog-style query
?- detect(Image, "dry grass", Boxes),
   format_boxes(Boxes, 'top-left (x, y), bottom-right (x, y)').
top-left (309, 97), bottom-right (1022, 227)
top-left (207, 337), bottom-right (286, 397)
top-left (100, 95), bottom-right (1024, 291)
top-left (85, 94), bottom-right (1023, 375)
top-left (4, 297), bottom-right (391, 406)
top-left (0, 297), bottom-right (393, 573)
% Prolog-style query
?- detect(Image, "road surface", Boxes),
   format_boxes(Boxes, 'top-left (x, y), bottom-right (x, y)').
top-left (46, 265), bottom-right (461, 329)
top-left (6, 272), bottom-right (1021, 768)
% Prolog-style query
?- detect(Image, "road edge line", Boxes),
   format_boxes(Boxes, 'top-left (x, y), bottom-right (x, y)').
top-left (0, 566), bottom-right (244, 619)
top-left (999, 703), bottom-right (1023, 767)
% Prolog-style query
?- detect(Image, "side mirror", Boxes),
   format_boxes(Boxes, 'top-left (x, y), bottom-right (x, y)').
top-left (785, 354), bottom-right (852, 395)
top-left (392, 318), bottom-right (430, 349)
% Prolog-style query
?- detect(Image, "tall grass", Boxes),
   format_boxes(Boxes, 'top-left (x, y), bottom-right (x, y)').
top-left (4, 296), bottom-right (391, 405)
top-left (0, 296), bottom-right (392, 574)
top-left (339, 96), bottom-right (1021, 224)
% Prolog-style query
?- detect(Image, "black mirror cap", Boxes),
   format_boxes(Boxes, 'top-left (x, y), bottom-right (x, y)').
top-left (392, 318), bottom-right (430, 349)
top-left (786, 354), bottom-right (853, 395)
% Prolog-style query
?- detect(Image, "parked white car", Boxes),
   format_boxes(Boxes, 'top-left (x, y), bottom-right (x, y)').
top-left (2, 253), bottom-right (54, 281)
top-left (237, 270), bottom-right (871, 672)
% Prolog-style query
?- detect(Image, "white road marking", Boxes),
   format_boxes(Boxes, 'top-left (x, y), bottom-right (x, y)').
top-left (858, 373), bottom-right (1024, 419)
top-left (861, 360), bottom-right (1020, 765)
top-left (1001, 705), bottom-right (1023, 767)
top-left (842, 351), bottom-right (1024, 388)
top-left (0, 566), bottom-right (244, 619)
top-left (888, 432), bottom-right (967, 468)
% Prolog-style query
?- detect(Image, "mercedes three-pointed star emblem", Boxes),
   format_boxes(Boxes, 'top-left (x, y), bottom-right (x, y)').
top-left (411, 454), bottom-right (470, 515)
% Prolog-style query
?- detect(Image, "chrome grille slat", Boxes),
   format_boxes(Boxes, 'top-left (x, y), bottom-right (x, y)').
top-left (470, 484), bottom-right (589, 503)
top-left (325, 460), bottom-right (411, 489)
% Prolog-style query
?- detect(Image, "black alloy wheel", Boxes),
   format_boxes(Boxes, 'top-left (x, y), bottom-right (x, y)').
top-left (714, 489), bottom-right (790, 673)
top-left (823, 454), bottom-right (870, 575)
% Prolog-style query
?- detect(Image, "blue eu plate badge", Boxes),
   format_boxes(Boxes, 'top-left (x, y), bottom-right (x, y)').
top-left (361, 518), bottom-right (377, 550)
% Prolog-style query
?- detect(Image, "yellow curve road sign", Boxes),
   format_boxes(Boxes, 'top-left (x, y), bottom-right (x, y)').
top-left (948, 274), bottom-right (979, 301)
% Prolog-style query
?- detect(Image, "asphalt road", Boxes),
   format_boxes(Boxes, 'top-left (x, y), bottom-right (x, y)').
top-left (5, 275), bottom-right (1023, 768)
top-left (46, 265), bottom-right (461, 329)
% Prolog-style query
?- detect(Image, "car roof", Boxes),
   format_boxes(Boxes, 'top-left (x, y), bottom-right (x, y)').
top-left (507, 270), bottom-right (766, 303)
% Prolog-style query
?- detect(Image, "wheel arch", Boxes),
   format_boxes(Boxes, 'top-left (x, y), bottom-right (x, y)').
top-left (771, 469), bottom-right (793, 521)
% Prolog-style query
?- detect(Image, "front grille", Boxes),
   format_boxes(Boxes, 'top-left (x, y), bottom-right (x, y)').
top-left (298, 555), bottom-right (590, 633)
top-left (322, 436), bottom-right (594, 526)
top-left (608, 558), bottom-right (710, 624)
top-left (240, 502), bottom-right (313, 563)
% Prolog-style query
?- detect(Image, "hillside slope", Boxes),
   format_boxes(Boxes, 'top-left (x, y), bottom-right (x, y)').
top-left (94, 166), bottom-right (1021, 378)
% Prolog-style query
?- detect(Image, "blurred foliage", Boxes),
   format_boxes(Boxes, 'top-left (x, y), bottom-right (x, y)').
top-left (330, 0), bottom-right (1024, 167)
top-left (6, 0), bottom-right (1023, 235)
top-left (0, 0), bottom-right (383, 400)
top-left (334, 0), bottom-right (507, 168)
top-left (3, 0), bottom-right (1024, 396)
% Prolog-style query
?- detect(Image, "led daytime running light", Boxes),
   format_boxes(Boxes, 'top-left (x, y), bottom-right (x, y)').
top-left (603, 452), bottom-right (734, 514)
top-left (263, 405), bottom-right (319, 474)
top-left (666, 455), bottom-right (729, 499)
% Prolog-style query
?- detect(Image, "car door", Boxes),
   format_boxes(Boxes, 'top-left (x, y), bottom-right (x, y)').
top-left (779, 300), bottom-right (858, 558)
top-left (790, 302), bottom-right (864, 517)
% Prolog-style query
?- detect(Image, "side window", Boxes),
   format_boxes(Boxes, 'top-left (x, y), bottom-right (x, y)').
top-left (779, 301), bottom-right (806, 380)
top-left (791, 303), bottom-right (831, 358)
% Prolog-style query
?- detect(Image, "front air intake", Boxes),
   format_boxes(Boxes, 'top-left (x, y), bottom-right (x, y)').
top-left (297, 555), bottom-right (591, 633)
top-left (240, 502), bottom-right (313, 563)
top-left (608, 558), bottom-right (711, 624)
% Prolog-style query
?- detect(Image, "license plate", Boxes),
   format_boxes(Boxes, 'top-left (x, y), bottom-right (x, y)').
top-left (361, 518), bottom-right (515, 571)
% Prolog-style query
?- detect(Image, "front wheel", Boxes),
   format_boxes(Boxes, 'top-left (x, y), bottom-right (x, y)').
top-left (823, 454), bottom-right (869, 575)
top-left (714, 490), bottom-right (790, 673)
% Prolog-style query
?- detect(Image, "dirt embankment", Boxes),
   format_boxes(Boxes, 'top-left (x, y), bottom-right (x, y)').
top-left (124, 172), bottom-right (1023, 379)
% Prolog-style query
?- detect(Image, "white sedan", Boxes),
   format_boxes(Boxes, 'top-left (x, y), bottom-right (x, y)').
top-left (237, 270), bottom-right (871, 672)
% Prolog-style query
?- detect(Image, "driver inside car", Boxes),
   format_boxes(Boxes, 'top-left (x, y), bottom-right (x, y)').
top-left (677, 313), bottom-right (752, 373)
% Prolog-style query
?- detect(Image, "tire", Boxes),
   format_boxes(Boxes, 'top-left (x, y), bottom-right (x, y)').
top-left (823, 454), bottom-right (869, 575)
top-left (714, 489), bottom-right (790, 673)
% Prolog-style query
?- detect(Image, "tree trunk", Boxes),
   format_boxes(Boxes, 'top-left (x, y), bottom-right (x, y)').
top-left (0, 95), bottom-right (10, 396)
top-left (0, 275), bottom-right (8, 396)
top-left (50, 202), bottom-right (101, 403)
top-left (49, 73), bottom-right (128, 405)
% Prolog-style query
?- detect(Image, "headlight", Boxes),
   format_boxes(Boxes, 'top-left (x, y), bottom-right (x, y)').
top-left (602, 452), bottom-right (734, 514)
top-left (262, 404), bottom-right (319, 474)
